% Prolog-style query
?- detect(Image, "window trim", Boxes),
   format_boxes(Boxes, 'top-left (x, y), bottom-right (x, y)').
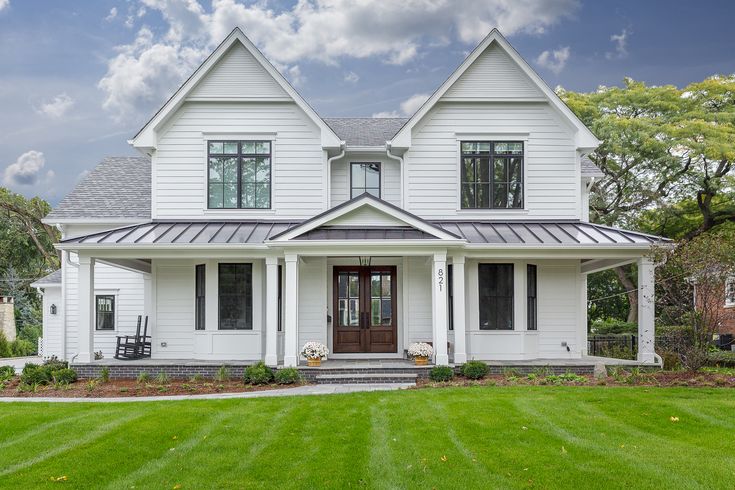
top-left (527, 264), bottom-right (538, 331)
top-left (206, 140), bottom-right (273, 210)
top-left (217, 263), bottom-right (254, 331)
top-left (95, 293), bottom-right (117, 331)
top-left (478, 263), bottom-right (515, 331)
top-left (195, 264), bottom-right (206, 331)
top-left (350, 162), bottom-right (381, 199)
top-left (459, 140), bottom-right (524, 209)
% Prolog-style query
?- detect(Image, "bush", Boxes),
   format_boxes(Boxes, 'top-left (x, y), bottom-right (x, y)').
top-left (243, 361), bottom-right (274, 385)
top-left (461, 361), bottom-right (489, 380)
top-left (100, 366), bottom-right (110, 383)
top-left (21, 363), bottom-right (53, 385)
top-left (658, 350), bottom-right (682, 370)
top-left (656, 325), bottom-right (695, 352)
top-left (590, 319), bottom-right (637, 335)
top-left (52, 368), bottom-right (77, 385)
top-left (136, 371), bottom-right (151, 384)
top-left (0, 333), bottom-right (11, 357)
top-left (274, 367), bottom-right (302, 385)
top-left (429, 365), bottom-right (454, 382)
top-left (156, 371), bottom-right (170, 385)
top-left (706, 350), bottom-right (735, 367)
top-left (43, 356), bottom-right (68, 371)
top-left (215, 365), bottom-right (230, 382)
top-left (0, 365), bottom-right (15, 381)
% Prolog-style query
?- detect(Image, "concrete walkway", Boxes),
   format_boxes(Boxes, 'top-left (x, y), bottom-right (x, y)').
top-left (0, 383), bottom-right (415, 403)
top-left (1, 356), bottom-right (42, 373)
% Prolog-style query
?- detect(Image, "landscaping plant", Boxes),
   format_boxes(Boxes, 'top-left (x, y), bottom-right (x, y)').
top-left (215, 365), bottom-right (230, 382)
top-left (243, 361), bottom-right (274, 385)
top-left (461, 360), bottom-right (489, 380)
top-left (274, 367), bottom-right (302, 385)
top-left (429, 365), bottom-right (454, 382)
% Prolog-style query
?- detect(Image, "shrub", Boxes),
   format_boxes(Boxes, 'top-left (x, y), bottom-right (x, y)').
top-left (462, 361), bottom-right (489, 380)
top-left (590, 319), bottom-right (637, 335)
top-left (21, 363), bottom-right (53, 385)
top-left (706, 350), bottom-right (735, 367)
top-left (215, 365), bottom-right (230, 382)
top-left (0, 332), bottom-right (11, 357)
top-left (274, 367), bottom-right (302, 385)
top-left (658, 350), bottom-right (682, 370)
top-left (656, 325), bottom-right (695, 352)
top-left (243, 361), bottom-right (274, 385)
top-left (52, 368), bottom-right (78, 385)
top-left (156, 371), bottom-right (170, 385)
top-left (429, 365), bottom-right (454, 382)
top-left (0, 365), bottom-right (15, 381)
top-left (136, 371), bottom-right (151, 384)
top-left (100, 367), bottom-right (110, 383)
top-left (190, 373), bottom-right (205, 383)
top-left (10, 339), bottom-right (35, 357)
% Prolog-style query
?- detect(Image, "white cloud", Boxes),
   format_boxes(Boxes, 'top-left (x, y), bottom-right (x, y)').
top-left (105, 7), bottom-right (118, 22)
top-left (344, 71), bottom-right (359, 83)
top-left (34, 93), bottom-right (75, 118)
top-left (606, 28), bottom-right (630, 60)
top-left (372, 93), bottom-right (430, 118)
top-left (3, 151), bottom-right (55, 187)
top-left (286, 65), bottom-right (305, 87)
top-left (535, 46), bottom-right (569, 74)
top-left (0, 0), bottom-right (8, 12)
top-left (99, 0), bottom-right (579, 120)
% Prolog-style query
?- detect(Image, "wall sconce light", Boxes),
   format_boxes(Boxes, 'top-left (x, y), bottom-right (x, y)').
top-left (50, 304), bottom-right (57, 315)
top-left (358, 256), bottom-right (372, 267)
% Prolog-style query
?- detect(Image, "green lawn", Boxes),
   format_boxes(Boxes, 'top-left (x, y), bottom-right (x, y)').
top-left (1, 386), bottom-right (733, 489)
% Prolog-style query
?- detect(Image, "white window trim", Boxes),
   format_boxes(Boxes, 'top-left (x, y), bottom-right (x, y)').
top-left (454, 134), bottom-right (530, 213)
top-left (201, 134), bottom-right (277, 213)
top-left (94, 289), bottom-right (119, 333)
top-left (725, 276), bottom-right (735, 308)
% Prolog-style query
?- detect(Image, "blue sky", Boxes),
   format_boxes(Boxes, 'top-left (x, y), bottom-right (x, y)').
top-left (0, 0), bottom-right (733, 205)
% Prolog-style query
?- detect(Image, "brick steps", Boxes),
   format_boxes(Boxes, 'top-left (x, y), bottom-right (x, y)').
top-left (314, 373), bottom-right (418, 385)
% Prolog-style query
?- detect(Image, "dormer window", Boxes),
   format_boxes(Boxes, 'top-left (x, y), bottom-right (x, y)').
top-left (351, 162), bottom-right (381, 199)
top-left (460, 141), bottom-right (523, 209)
top-left (208, 141), bottom-right (271, 209)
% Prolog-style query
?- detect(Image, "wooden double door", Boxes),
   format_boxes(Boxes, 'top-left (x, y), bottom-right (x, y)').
top-left (333, 266), bottom-right (397, 353)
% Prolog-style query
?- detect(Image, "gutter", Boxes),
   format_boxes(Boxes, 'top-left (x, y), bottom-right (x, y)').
top-left (325, 142), bottom-right (346, 208)
top-left (385, 142), bottom-right (404, 208)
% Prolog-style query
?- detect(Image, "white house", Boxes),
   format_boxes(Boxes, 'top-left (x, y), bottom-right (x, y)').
top-left (40, 28), bottom-right (664, 368)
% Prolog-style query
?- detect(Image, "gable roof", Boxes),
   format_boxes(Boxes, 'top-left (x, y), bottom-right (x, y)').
top-left (31, 269), bottom-right (61, 288)
top-left (581, 154), bottom-right (604, 178)
top-left (44, 157), bottom-right (151, 223)
top-left (390, 29), bottom-right (600, 150)
top-left (323, 118), bottom-right (408, 147)
top-left (131, 28), bottom-right (342, 150)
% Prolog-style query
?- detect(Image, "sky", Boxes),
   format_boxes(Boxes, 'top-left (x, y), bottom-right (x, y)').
top-left (0, 0), bottom-right (733, 205)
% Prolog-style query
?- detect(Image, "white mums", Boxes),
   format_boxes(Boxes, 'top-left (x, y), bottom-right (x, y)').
top-left (301, 341), bottom-right (329, 360)
top-left (407, 342), bottom-right (433, 358)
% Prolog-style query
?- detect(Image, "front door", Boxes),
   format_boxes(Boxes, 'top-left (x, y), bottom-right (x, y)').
top-left (333, 266), bottom-right (397, 353)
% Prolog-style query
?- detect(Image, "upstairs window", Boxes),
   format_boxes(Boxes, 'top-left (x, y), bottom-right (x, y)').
top-left (460, 141), bottom-right (523, 209)
top-left (208, 141), bottom-right (271, 209)
top-left (726, 277), bottom-right (735, 307)
top-left (351, 163), bottom-right (381, 198)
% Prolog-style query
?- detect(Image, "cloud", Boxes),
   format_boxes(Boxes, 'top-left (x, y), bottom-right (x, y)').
top-left (535, 46), bottom-right (569, 74)
top-left (0, 0), bottom-right (8, 12)
top-left (105, 7), bottom-right (118, 22)
top-left (3, 151), bottom-right (55, 187)
top-left (344, 71), bottom-right (359, 83)
top-left (372, 93), bottom-right (430, 118)
top-left (98, 0), bottom-right (579, 120)
top-left (286, 65), bottom-right (305, 87)
top-left (34, 93), bottom-right (75, 118)
top-left (606, 28), bottom-right (630, 60)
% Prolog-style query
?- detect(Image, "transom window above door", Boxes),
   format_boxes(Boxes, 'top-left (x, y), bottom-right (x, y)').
top-left (460, 141), bottom-right (523, 209)
top-left (208, 141), bottom-right (271, 209)
top-left (351, 163), bottom-right (381, 198)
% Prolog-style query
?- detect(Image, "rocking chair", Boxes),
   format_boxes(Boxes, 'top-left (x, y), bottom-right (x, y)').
top-left (114, 315), bottom-right (151, 360)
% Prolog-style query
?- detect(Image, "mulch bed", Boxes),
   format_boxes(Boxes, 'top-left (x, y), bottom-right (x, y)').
top-left (0, 378), bottom-right (308, 398)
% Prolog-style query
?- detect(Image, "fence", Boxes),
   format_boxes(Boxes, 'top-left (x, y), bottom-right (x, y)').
top-left (588, 334), bottom-right (637, 359)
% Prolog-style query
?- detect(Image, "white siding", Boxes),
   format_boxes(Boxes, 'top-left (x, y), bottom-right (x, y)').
top-left (406, 101), bottom-right (579, 220)
top-left (154, 262), bottom-right (195, 358)
top-left (444, 43), bottom-right (543, 100)
top-left (404, 257), bottom-right (433, 344)
top-left (537, 263), bottom-right (582, 358)
top-left (153, 101), bottom-right (325, 219)
top-left (40, 287), bottom-right (62, 358)
top-left (330, 154), bottom-right (401, 207)
top-left (328, 207), bottom-right (407, 227)
top-left (298, 257), bottom-right (327, 348)
top-left (187, 43), bottom-right (288, 100)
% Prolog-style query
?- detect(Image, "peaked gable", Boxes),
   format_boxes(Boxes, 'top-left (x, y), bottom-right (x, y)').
top-left (188, 43), bottom-right (288, 100)
top-left (443, 42), bottom-right (543, 100)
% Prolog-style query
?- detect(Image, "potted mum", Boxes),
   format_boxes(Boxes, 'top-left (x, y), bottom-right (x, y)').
top-left (408, 342), bottom-right (433, 365)
top-left (301, 341), bottom-right (329, 367)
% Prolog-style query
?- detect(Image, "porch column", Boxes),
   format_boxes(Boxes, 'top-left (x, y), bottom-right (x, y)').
top-left (264, 256), bottom-right (279, 367)
top-left (77, 254), bottom-right (95, 363)
top-left (637, 257), bottom-right (656, 363)
top-left (283, 254), bottom-right (299, 367)
top-left (432, 252), bottom-right (449, 366)
top-left (451, 255), bottom-right (467, 364)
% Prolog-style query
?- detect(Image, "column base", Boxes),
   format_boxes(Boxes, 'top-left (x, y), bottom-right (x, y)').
top-left (435, 354), bottom-right (449, 366)
top-left (283, 355), bottom-right (298, 367)
top-left (264, 354), bottom-right (278, 367)
top-left (453, 353), bottom-right (467, 364)
top-left (637, 352), bottom-right (657, 364)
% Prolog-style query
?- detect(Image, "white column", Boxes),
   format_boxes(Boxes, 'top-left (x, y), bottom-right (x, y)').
top-left (283, 254), bottom-right (299, 367)
top-left (637, 257), bottom-right (656, 363)
top-left (432, 252), bottom-right (449, 366)
top-left (264, 256), bottom-right (279, 367)
top-left (143, 273), bottom-right (152, 320)
top-left (451, 255), bottom-right (467, 364)
top-left (77, 255), bottom-right (95, 363)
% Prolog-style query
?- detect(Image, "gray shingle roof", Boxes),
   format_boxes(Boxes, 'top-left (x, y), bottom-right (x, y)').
top-left (581, 155), bottom-right (604, 178)
top-left (32, 269), bottom-right (61, 286)
top-left (323, 118), bottom-right (408, 147)
top-left (45, 157), bottom-right (151, 221)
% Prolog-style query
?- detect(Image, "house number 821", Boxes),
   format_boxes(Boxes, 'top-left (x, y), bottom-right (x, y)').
top-left (437, 268), bottom-right (444, 291)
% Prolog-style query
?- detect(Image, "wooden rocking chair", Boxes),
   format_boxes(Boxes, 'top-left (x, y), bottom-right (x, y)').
top-left (114, 315), bottom-right (151, 360)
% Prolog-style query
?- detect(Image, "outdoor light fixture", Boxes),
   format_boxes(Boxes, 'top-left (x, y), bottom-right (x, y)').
top-left (50, 304), bottom-right (57, 315)
top-left (358, 256), bottom-right (372, 267)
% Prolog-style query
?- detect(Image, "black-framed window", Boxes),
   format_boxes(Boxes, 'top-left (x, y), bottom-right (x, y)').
top-left (277, 264), bottom-right (283, 332)
top-left (95, 295), bottom-right (115, 331)
top-left (478, 264), bottom-right (514, 330)
top-left (195, 264), bottom-right (206, 331)
top-left (351, 163), bottom-right (380, 198)
top-left (218, 263), bottom-right (253, 330)
top-left (448, 264), bottom-right (454, 331)
top-left (208, 141), bottom-right (271, 209)
top-left (460, 141), bottom-right (523, 209)
top-left (527, 264), bottom-right (537, 331)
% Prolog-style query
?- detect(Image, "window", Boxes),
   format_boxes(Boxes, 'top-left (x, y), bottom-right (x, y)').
top-left (448, 264), bottom-right (454, 331)
top-left (195, 264), bottom-right (205, 331)
top-left (95, 295), bottom-right (115, 331)
top-left (277, 264), bottom-right (283, 332)
top-left (208, 141), bottom-right (271, 209)
top-left (351, 163), bottom-right (380, 198)
top-left (460, 141), bottom-right (523, 209)
top-left (726, 277), bottom-right (735, 307)
top-left (478, 264), bottom-right (514, 330)
top-left (218, 263), bottom-right (253, 330)
top-left (527, 264), bottom-right (537, 331)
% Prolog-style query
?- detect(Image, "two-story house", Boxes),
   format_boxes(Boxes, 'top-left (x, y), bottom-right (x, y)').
top-left (38, 28), bottom-right (664, 369)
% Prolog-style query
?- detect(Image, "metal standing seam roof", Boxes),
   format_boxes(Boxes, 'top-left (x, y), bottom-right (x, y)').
top-left (323, 118), bottom-right (409, 147)
top-left (60, 220), bottom-right (667, 246)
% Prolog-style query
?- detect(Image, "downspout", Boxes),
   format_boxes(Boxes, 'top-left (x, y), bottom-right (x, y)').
top-left (326, 142), bottom-right (346, 209)
top-left (386, 142), bottom-right (404, 208)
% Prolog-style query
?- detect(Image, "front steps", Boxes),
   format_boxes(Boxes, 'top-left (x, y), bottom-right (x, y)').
top-left (314, 372), bottom-right (418, 385)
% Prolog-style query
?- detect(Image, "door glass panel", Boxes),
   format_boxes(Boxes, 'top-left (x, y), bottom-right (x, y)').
top-left (348, 298), bottom-right (359, 326)
top-left (371, 298), bottom-right (380, 325)
top-left (381, 298), bottom-right (392, 325)
top-left (349, 274), bottom-right (359, 297)
top-left (382, 275), bottom-right (391, 297)
top-left (338, 272), bottom-right (360, 327)
top-left (371, 274), bottom-right (381, 297)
